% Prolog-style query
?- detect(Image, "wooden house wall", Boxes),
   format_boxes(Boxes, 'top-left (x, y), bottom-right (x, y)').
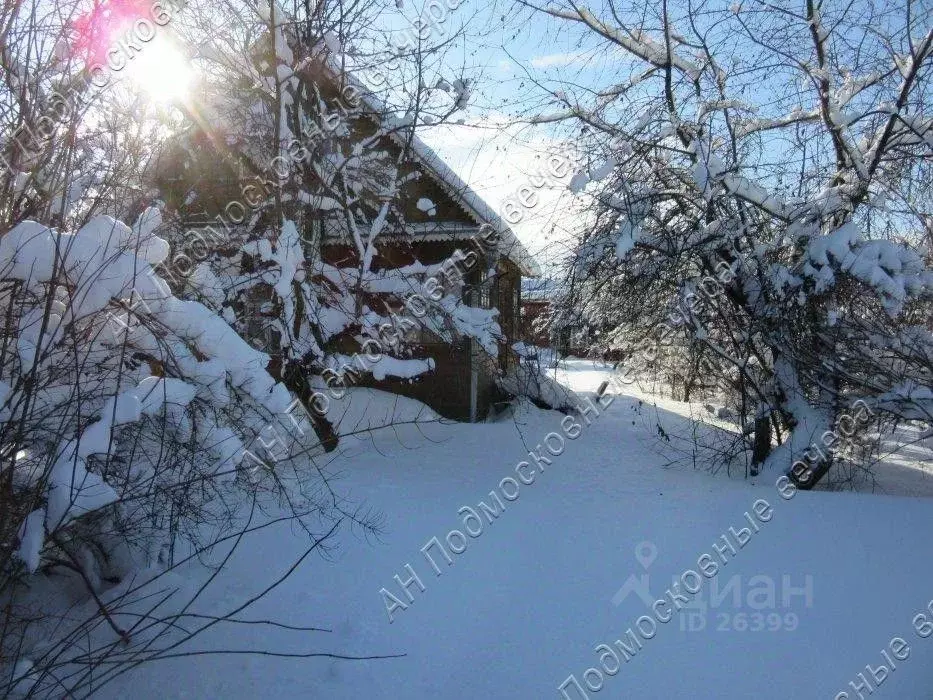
top-left (322, 237), bottom-right (521, 420)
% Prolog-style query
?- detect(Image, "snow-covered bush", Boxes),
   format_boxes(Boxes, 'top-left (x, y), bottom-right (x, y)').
top-left (0, 209), bottom-right (346, 695)
top-left (499, 343), bottom-right (577, 413)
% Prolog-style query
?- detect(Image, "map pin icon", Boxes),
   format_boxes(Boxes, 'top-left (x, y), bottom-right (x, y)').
top-left (635, 541), bottom-right (657, 570)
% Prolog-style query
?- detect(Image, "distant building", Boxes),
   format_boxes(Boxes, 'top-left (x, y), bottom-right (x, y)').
top-left (520, 278), bottom-right (557, 348)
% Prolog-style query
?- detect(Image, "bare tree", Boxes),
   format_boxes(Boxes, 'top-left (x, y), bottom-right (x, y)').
top-left (0, 1), bottom-right (391, 696)
top-left (516, 0), bottom-right (933, 487)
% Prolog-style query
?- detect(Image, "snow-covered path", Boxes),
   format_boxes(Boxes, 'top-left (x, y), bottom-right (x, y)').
top-left (101, 361), bottom-right (933, 698)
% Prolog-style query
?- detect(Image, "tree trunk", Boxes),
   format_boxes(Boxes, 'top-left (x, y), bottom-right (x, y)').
top-left (279, 360), bottom-right (339, 452)
top-left (749, 414), bottom-right (771, 476)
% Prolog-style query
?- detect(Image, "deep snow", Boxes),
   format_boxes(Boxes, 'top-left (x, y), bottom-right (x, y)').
top-left (97, 359), bottom-right (933, 699)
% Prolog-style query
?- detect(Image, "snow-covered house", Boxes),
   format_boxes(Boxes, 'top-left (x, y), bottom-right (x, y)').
top-left (152, 53), bottom-right (540, 422)
top-left (318, 142), bottom-right (541, 420)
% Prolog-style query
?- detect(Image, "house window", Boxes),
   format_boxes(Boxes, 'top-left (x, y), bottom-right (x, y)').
top-left (479, 285), bottom-right (490, 308)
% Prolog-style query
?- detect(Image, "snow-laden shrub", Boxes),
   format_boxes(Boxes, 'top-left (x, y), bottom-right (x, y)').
top-left (498, 348), bottom-right (578, 414)
top-left (0, 210), bottom-right (330, 696)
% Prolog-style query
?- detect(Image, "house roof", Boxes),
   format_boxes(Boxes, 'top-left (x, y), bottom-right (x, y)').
top-left (317, 56), bottom-right (541, 278)
top-left (398, 135), bottom-right (541, 277)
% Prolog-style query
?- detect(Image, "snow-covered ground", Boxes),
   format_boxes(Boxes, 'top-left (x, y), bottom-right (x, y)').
top-left (100, 359), bottom-right (933, 699)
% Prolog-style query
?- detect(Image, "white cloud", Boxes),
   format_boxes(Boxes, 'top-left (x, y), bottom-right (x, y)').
top-left (529, 51), bottom-right (588, 69)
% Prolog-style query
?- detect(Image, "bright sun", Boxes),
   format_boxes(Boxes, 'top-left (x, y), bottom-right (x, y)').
top-left (128, 39), bottom-right (192, 103)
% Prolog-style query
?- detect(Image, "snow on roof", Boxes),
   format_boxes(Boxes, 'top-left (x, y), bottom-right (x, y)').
top-left (400, 134), bottom-right (542, 277)
top-left (317, 54), bottom-right (541, 277)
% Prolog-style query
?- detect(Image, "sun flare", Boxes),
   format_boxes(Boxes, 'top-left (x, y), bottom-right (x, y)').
top-left (128, 39), bottom-right (192, 103)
